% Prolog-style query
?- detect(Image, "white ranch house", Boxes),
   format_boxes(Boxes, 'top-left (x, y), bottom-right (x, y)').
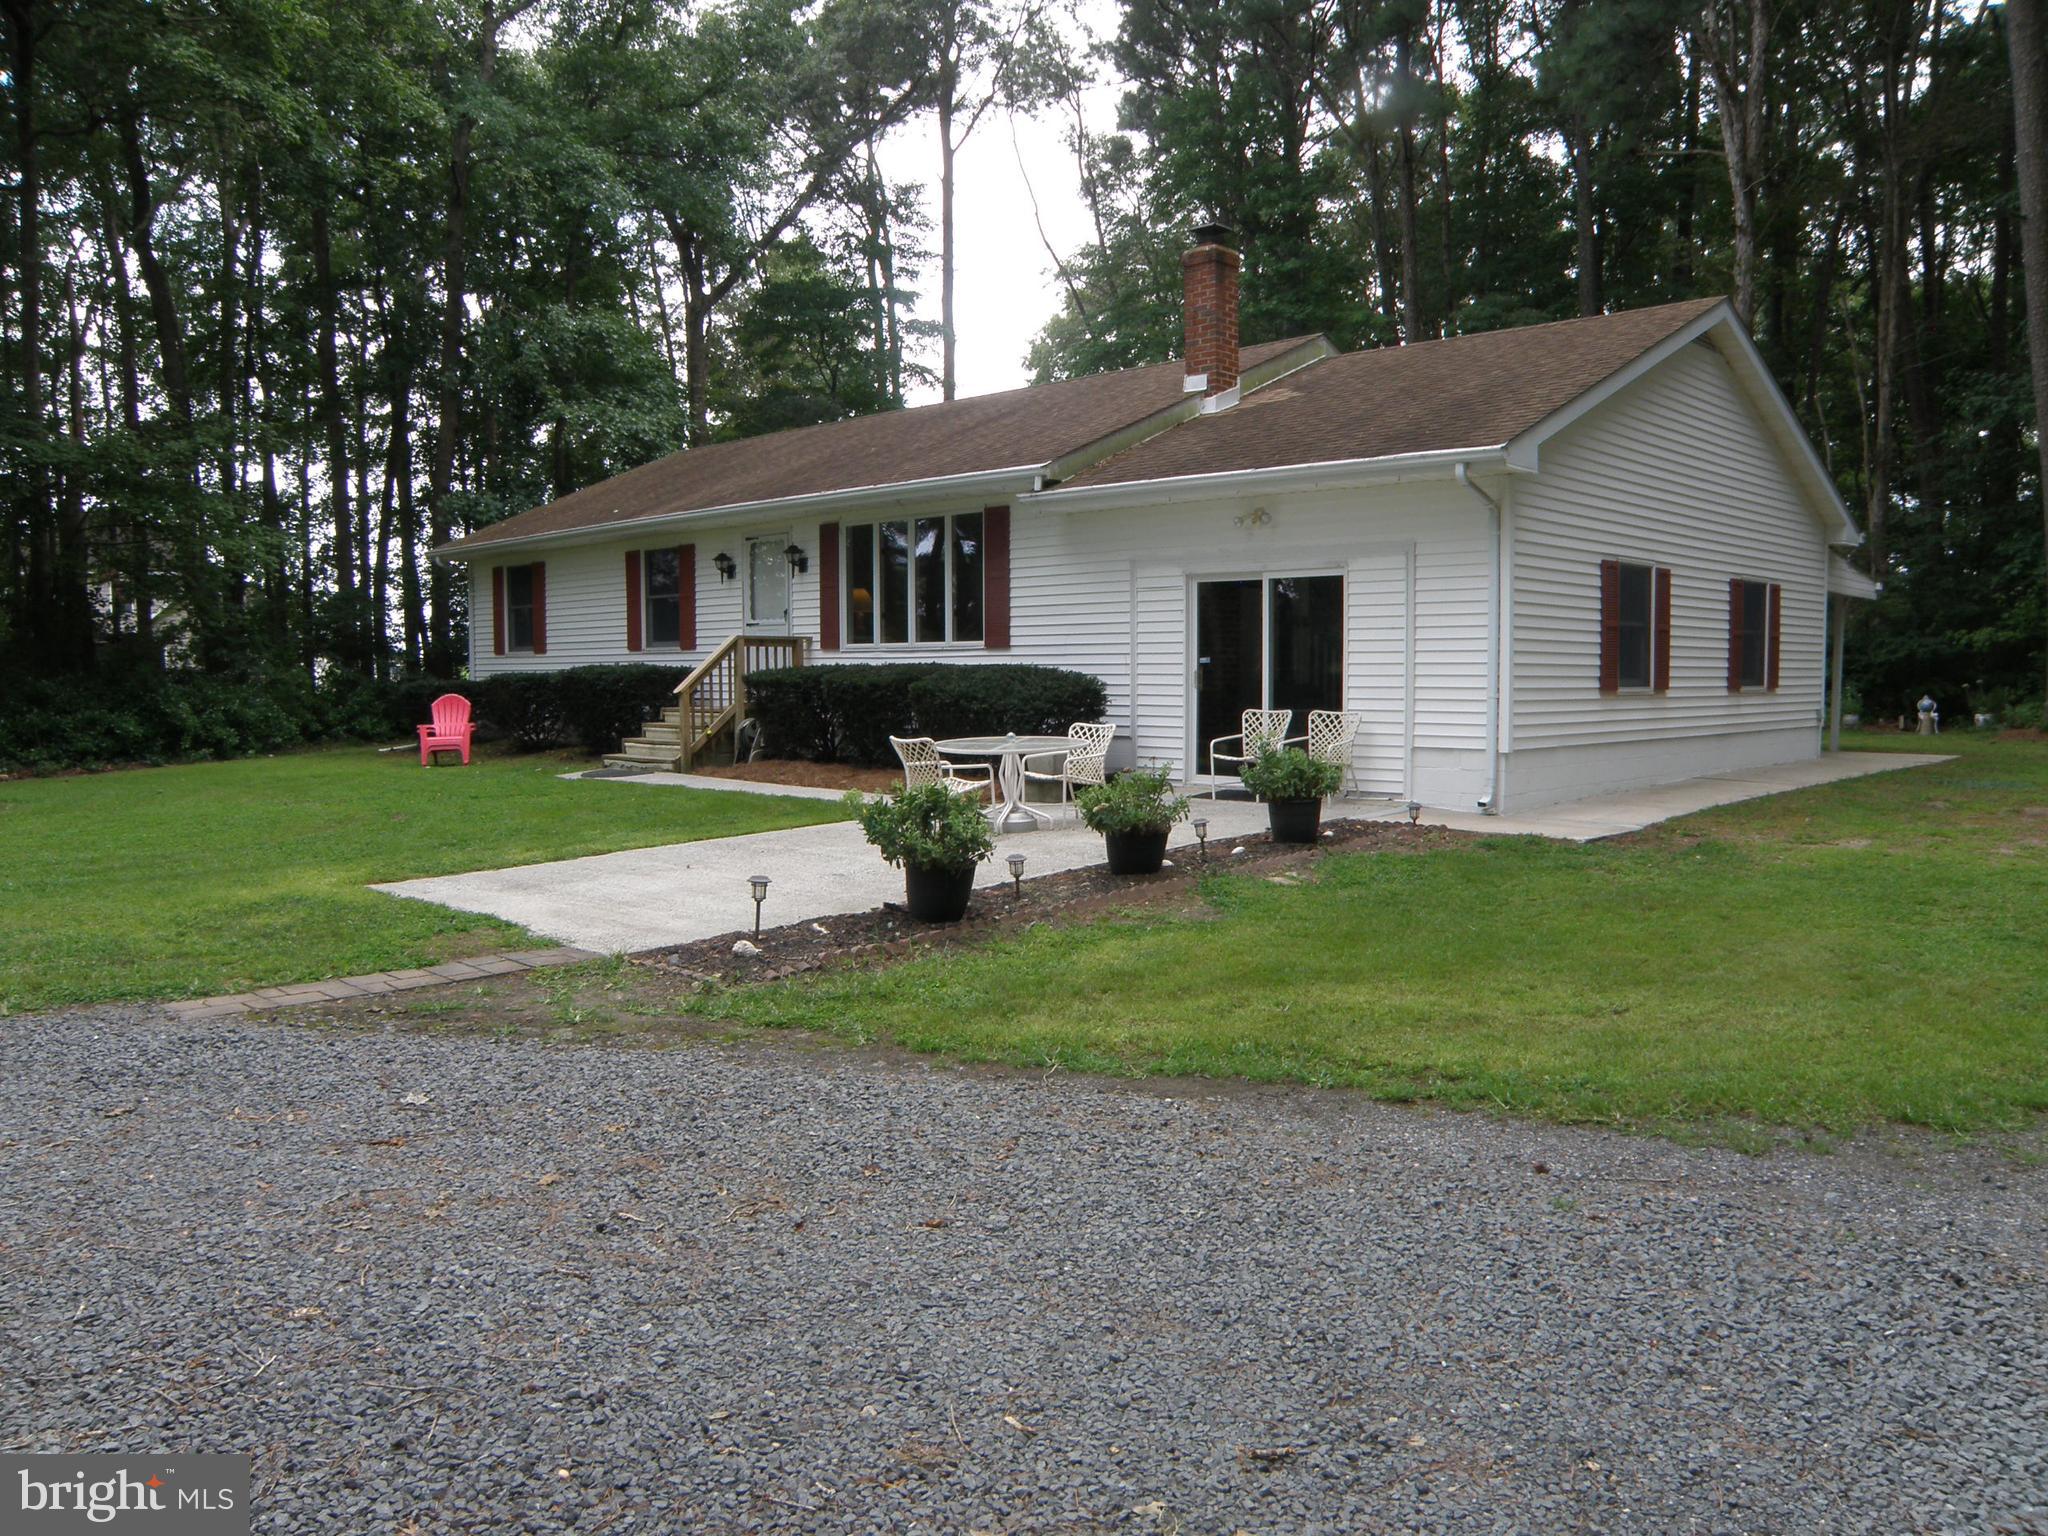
top-left (438, 229), bottom-right (1877, 814)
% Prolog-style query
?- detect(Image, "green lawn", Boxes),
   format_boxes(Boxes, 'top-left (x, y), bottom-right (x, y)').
top-left (0, 746), bottom-right (841, 1012)
top-left (695, 732), bottom-right (2048, 1138)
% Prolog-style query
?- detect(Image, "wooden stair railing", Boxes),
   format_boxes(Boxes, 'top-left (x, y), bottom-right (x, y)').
top-left (671, 632), bottom-right (807, 769)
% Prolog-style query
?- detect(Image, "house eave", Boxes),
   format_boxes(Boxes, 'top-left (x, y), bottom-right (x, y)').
top-left (1021, 445), bottom-right (1520, 515)
top-left (431, 464), bottom-right (1047, 563)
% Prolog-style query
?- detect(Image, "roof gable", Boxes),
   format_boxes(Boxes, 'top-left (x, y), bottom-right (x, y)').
top-left (1505, 302), bottom-right (1858, 546)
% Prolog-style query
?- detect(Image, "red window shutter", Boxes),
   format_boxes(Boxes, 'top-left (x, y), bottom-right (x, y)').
top-left (983, 505), bottom-right (1011, 650)
top-left (1598, 559), bottom-right (1620, 694)
top-left (491, 566), bottom-right (506, 656)
top-left (676, 544), bottom-right (695, 651)
top-left (625, 551), bottom-right (644, 652)
top-left (1653, 566), bottom-right (1672, 693)
top-left (1727, 578), bottom-right (1744, 692)
top-left (530, 562), bottom-right (547, 654)
top-left (818, 522), bottom-right (841, 651)
top-left (1767, 582), bottom-right (1782, 692)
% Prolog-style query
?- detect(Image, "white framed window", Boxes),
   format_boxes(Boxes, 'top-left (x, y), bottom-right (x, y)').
top-left (843, 512), bottom-right (984, 645)
top-left (644, 547), bottom-right (682, 647)
top-left (1615, 561), bottom-right (1654, 690)
top-left (504, 564), bottom-right (537, 652)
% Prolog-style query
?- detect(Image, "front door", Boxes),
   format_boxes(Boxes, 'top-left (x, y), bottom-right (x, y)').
top-left (746, 534), bottom-right (792, 633)
top-left (1194, 574), bottom-right (1345, 773)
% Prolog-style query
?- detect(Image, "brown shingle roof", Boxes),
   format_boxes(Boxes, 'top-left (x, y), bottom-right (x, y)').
top-left (441, 338), bottom-right (1317, 553)
top-left (1057, 298), bottom-right (1726, 490)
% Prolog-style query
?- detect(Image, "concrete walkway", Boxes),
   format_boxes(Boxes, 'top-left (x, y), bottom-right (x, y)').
top-left (1388, 751), bottom-right (1952, 841)
top-left (374, 750), bottom-right (1947, 954)
top-left (376, 798), bottom-right (1274, 954)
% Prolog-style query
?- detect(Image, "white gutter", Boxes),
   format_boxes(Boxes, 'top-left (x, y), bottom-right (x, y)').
top-left (433, 464), bottom-right (1045, 563)
top-left (1454, 461), bottom-right (1505, 815)
top-left (1022, 445), bottom-right (1518, 515)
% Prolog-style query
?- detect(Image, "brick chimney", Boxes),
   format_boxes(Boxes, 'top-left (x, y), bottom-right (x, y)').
top-left (1182, 223), bottom-right (1240, 397)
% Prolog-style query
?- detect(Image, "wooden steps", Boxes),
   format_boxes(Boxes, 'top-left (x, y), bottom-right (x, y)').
top-left (604, 705), bottom-right (682, 770)
top-left (602, 633), bottom-right (808, 771)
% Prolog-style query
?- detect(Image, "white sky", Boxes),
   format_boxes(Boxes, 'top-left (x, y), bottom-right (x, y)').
top-left (874, 12), bottom-right (1128, 402)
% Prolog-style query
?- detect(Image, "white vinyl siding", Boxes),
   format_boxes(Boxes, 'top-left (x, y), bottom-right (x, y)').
top-left (463, 484), bottom-right (1483, 801)
top-left (1508, 338), bottom-right (1827, 751)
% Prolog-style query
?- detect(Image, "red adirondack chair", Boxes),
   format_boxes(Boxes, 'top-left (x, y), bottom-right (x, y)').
top-left (417, 693), bottom-right (474, 766)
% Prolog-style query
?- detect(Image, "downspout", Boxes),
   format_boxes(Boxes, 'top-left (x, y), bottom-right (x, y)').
top-left (1827, 596), bottom-right (1846, 753)
top-left (1455, 462), bottom-right (1504, 814)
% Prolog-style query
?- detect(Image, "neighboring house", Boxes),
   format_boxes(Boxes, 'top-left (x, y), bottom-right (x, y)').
top-left (436, 225), bottom-right (1877, 814)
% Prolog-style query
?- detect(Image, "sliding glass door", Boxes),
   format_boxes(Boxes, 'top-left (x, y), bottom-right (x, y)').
top-left (1194, 574), bottom-right (1344, 773)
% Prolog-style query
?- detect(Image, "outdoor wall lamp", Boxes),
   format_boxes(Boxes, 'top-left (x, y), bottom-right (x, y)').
top-left (784, 543), bottom-right (809, 575)
top-left (1006, 852), bottom-right (1026, 897)
top-left (748, 874), bottom-right (770, 935)
top-left (713, 551), bottom-right (736, 582)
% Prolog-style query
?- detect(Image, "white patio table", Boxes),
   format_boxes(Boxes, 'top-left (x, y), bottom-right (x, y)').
top-left (933, 733), bottom-right (1074, 832)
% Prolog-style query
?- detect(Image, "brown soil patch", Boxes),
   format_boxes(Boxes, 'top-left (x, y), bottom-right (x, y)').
top-left (695, 759), bottom-right (902, 792)
top-left (1996, 728), bottom-right (2048, 743)
top-left (638, 817), bottom-right (1473, 988)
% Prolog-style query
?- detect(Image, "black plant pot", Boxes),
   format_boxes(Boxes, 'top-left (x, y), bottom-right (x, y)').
top-left (1103, 827), bottom-right (1171, 875)
top-left (1267, 797), bottom-right (1323, 844)
top-left (903, 861), bottom-right (976, 923)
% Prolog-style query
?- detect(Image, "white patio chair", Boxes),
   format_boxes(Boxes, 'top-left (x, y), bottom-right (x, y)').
top-left (890, 735), bottom-right (991, 799)
top-left (1202, 708), bottom-right (1293, 798)
top-left (1284, 709), bottom-right (1367, 796)
top-left (1020, 722), bottom-right (1116, 809)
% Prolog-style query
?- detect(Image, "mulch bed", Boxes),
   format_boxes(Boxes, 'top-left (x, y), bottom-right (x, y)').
top-left (694, 759), bottom-right (903, 792)
top-left (634, 817), bottom-right (1477, 989)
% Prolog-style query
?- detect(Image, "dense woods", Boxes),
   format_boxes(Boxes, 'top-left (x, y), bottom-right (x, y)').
top-left (2, 0), bottom-right (2045, 753)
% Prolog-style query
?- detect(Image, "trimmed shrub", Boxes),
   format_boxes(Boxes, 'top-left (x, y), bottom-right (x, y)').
top-left (0, 662), bottom-right (685, 773)
top-left (463, 666), bottom-right (682, 753)
top-left (0, 669), bottom-right (319, 772)
top-left (743, 662), bottom-right (1110, 766)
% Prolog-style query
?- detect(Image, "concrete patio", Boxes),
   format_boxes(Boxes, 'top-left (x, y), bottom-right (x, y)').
top-left (372, 751), bottom-right (1947, 954)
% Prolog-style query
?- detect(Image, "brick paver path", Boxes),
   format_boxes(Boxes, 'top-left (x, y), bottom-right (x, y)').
top-left (161, 947), bottom-right (595, 1022)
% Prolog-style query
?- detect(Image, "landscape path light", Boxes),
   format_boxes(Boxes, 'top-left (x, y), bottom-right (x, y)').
top-left (748, 874), bottom-right (770, 936)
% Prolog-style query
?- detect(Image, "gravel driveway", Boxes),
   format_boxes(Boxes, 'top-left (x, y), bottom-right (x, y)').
top-left (4, 1007), bottom-right (2043, 1535)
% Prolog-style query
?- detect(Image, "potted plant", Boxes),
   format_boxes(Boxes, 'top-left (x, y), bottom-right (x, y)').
top-left (843, 782), bottom-right (995, 922)
top-left (1075, 767), bottom-right (1190, 875)
top-left (1240, 748), bottom-right (1344, 844)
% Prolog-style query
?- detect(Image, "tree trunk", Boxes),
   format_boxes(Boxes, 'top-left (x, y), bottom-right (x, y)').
top-left (117, 107), bottom-right (192, 423)
top-left (5, 0), bottom-right (51, 665)
top-left (312, 199), bottom-right (357, 663)
top-left (119, 100), bottom-right (207, 657)
top-left (1702, 0), bottom-right (1768, 328)
top-left (1393, 29), bottom-right (1424, 340)
top-left (55, 255), bottom-right (93, 668)
top-left (1363, 124), bottom-right (1400, 326)
top-left (664, 212), bottom-right (712, 442)
top-left (427, 1), bottom-right (530, 675)
top-left (2006, 0), bottom-right (2048, 706)
top-left (938, 81), bottom-right (958, 400)
top-left (99, 172), bottom-right (154, 658)
top-left (1987, 103), bottom-right (2021, 516)
top-left (1566, 116), bottom-right (1601, 315)
top-left (1675, 43), bottom-right (1700, 289)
